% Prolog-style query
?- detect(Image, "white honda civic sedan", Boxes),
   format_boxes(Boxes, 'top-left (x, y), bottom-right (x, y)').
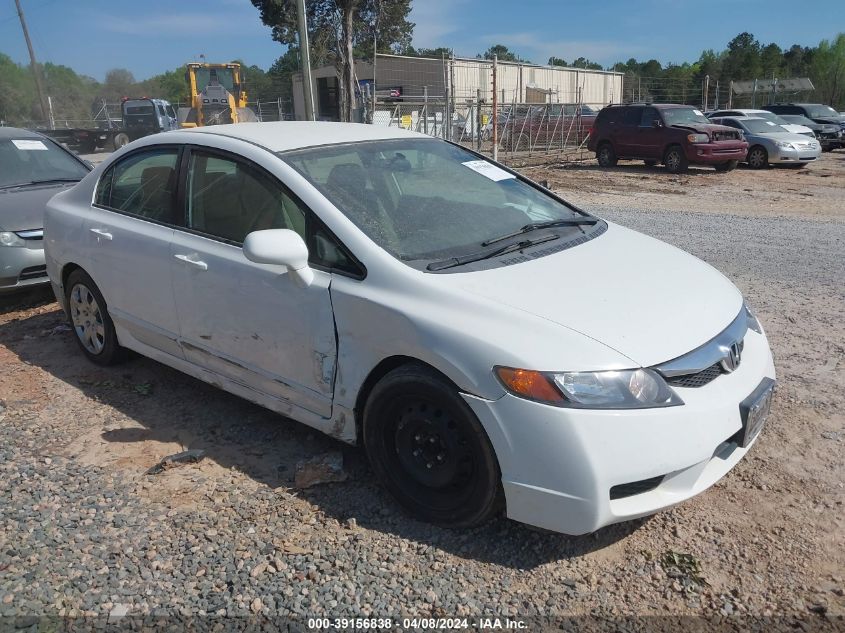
top-left (44, 122), bottom-right (776, 534)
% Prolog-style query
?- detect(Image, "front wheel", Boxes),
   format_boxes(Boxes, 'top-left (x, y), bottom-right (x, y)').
top-left (663, 146), bottom-right (689, 173)
top-left (714, 160), bottom-right (738, 172)
top-left (596, 143), bottom-right (617, 168)
top-left (363, 364), bottom-right (502, 527)
top-left (747, 146), bottom-right (768, 169)
top-left (65, 269), bottom-right (126, 366)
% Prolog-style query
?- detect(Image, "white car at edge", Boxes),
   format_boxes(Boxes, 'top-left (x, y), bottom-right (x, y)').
top-left (43, 122), bottom-right (776, 535)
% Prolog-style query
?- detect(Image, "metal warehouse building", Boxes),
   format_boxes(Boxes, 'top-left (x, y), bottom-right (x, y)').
top-left (293, 54), bottom-right (624, 121)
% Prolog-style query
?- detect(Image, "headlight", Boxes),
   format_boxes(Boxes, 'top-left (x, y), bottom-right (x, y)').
top-left (687, 133), bottom-right (709, 144)
top-left (775, 140), bottom-right (794, 149)
top-left (0, 231), bottom-right (26, 247)
top-left (744, 301), bottom-right (763, 335)
top-left (495, 366), bottom-right (683, 409)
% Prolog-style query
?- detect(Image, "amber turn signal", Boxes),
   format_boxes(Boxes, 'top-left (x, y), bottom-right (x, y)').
top-left (495, 367), bottom-right (565, 403)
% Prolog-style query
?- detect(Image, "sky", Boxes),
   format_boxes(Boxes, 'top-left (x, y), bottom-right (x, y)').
top-left (0, 0), bottom-right (841, 81)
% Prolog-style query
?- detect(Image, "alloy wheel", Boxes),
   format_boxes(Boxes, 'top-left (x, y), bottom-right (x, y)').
top-left (69, 283), bottom-right (106, 355)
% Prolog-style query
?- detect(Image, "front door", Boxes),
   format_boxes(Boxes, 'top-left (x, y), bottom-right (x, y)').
top-left (86, 146), bottom-right (182, 357)
top-left (169, 148), bottom-right (337, 418)
top-left (632, 107), bottom-right (663, 159)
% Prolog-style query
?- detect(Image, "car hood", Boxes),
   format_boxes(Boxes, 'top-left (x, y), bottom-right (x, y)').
top-left (0, 181), bottom-right (77, 231)
top-left (780, 123), bottom-right (814, 135)
top-left (670, 122), bottom-right (736, 135)
top-left (445, 222), bottom-right (743, 368)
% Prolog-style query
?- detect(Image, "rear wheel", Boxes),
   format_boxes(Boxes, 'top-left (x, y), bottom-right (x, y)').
top-left (596, 143), bottom-right (617, 168)
top-left (714, 160), bottom-right (738, 172)
top-left (363, 364), bottom-right (501, 527)
top-left (747, 145), bottom-right (768, 169)
top-left (110, 133), bottom-right (130, 151)
top-left (663, 145), bottom-right (688, 174)
top-left (64, 269), bottom-right (126, 366)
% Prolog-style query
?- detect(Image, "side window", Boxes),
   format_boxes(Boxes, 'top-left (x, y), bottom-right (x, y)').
top-left (95, 148), bottom-right (179, 222)
top-left (185, 150), bottom-right (360, 275)
top-left (639, 107), bottom-right (658, 127)
top-left (622, 107), bottom-right (642, 125)
top-left (187, 151), bottom-right (305, 244)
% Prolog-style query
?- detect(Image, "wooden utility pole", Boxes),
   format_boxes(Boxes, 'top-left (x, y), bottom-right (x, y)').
top-left (15, 0), bottom-right (50, 126)
top-left (492, 55), bottom-right (498, 161)
top-left (296, 0), bottom-right (315, 121)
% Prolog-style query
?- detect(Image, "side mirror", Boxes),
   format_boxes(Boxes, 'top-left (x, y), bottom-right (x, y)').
top-left (652, 119), bottom-right (662, 128)
top-left (243, 229), bottom-right (314, 288)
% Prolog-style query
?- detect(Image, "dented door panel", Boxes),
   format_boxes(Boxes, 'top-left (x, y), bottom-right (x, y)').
top-left (170, 230), bottom-right (336, 418)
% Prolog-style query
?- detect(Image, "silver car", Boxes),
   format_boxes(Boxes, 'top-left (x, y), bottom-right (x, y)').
top-left (0, 127), bottom-right (90, 293)
top-left (710, 116), bottom-right (822, 169)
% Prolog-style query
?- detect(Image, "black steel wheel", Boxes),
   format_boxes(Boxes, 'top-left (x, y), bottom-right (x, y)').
top-left (664, 145), bottom-right (689, 173)
top-left (363, 364), bottom-right (501, 527)
top-left (64, 269), bottom-right (126, 366)
top-left (596, 142), bottom-right (617, 168)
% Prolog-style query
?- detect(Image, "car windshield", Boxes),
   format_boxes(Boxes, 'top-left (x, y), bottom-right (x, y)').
top-left (662, 108), bottom-right (710, 126)
top-left (0, 137), bottom-right (88, 188)
top-left (281, 139), bottom-right (588, 263)
top-left (781, 115), bottom-right (815, 126)
top-left (805, 105), bottom-right (840, 118)
top-left (750, 111), bottom-right (787, 124)
top-left (743, 119), bottom-right (787, 134)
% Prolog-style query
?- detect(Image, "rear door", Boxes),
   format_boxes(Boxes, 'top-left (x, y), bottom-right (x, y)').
top-left (169, 147), bottom-right (340, 418)
top-left (613, 106), bottom-right (643, 156)
top-left (86, 146), bottom-right (183, 356)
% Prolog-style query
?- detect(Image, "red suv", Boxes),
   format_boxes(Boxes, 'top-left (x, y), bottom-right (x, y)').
top-left (588, 104), bottom-right (748, 173)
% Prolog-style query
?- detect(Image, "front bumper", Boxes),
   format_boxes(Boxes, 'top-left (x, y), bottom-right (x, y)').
top-left (769, 144), bottom-right (822, 163)
top-left (683, 142), bottom-right (747, 165)
top-left (462, 329), bottom-right (776, 535)
top-left (0, 241), bottom-right (48, 294)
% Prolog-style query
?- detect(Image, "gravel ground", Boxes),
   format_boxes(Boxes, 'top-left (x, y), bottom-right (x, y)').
top-left (1, 152), bottom-right (843, 630)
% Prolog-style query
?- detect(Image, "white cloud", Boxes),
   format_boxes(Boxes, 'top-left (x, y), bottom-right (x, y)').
top-left (97, 12), bottom-right (268, 38)
top-left (475, 31), bottom-right (644, 66)
top-left (409, 0), bottom-right (472, 49)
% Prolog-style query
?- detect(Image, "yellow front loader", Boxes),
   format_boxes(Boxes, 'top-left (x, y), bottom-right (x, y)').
top-left (179, 62), bottom-right (257, 128)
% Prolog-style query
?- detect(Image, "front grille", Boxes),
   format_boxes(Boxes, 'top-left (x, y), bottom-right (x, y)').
top-left (666, 362), bottom-right (724, 388)
top-left (19, 265), bottom-right (47, 281)
top-left (610, 475), bottom-right (664, 500)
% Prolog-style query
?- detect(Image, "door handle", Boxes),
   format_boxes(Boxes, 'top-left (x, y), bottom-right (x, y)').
top-left (174, 253), bottom-right (208, 271)
top-left (89, 228), bottom-right (113, 241)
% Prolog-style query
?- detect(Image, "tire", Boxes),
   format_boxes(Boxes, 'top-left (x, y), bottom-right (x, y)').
top-left (663, 145), bottom-right (689, 174)
top-left (64, 269), bottom-right (126, 366)
top-left (363, 364), bottom-right (502, 528)
top-left (714, 160), bottom-right (739, 172)
top-left (644, 159), bottom-right (658, 167)
top-left (596, 142), bottom-right (617, 168)
top-left (747, 145), bottom-right (768, 169)
top-left (111, 133), bottom-right (130, 151)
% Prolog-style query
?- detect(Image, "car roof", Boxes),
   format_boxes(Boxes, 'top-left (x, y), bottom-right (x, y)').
top-left (0, 127), bottom-right (44, 140)
top-left (177, 121), bottom-right (430, 152)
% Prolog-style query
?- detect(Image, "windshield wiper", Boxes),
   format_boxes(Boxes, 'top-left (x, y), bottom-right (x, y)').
top-left (481, 217), bottom-right (598, 246)
top-left (427, 233), bottom-right (560, 271)
top-left (0, 178), bottom-right (82, 190)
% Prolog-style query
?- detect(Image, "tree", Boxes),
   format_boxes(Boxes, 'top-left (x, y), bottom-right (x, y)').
top-left (722, 32), bottom-right (762, 80)
top-left (571, 57), bottom-right (603, 70)
top-left (101, 68), bottom-right (136, 101)
top-left (481, 44), bottom-right (521, 62)
top-left (811, 34), bottom-right (845, 106)
top-left (249, 0), bottom-right (413, 122)
top-left (547, 56), bottom-right (567, 67)
top-left (760, 43), bottom-right (783, 78)
top-left (405, 46), bottom-right (453, 58)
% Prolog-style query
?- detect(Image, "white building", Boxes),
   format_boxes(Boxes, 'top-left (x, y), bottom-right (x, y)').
top-left (292, 54), bottom-right (624, 121)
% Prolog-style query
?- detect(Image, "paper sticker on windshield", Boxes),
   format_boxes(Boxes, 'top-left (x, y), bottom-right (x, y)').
top-left (693, 109), bottom-right (704, 116)
top-left (765, 121), bottom-right (777, 126)
top-left (462, 160), bottom-right (515, 182)
top-left (12, 139), bottom-right (48, 151)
